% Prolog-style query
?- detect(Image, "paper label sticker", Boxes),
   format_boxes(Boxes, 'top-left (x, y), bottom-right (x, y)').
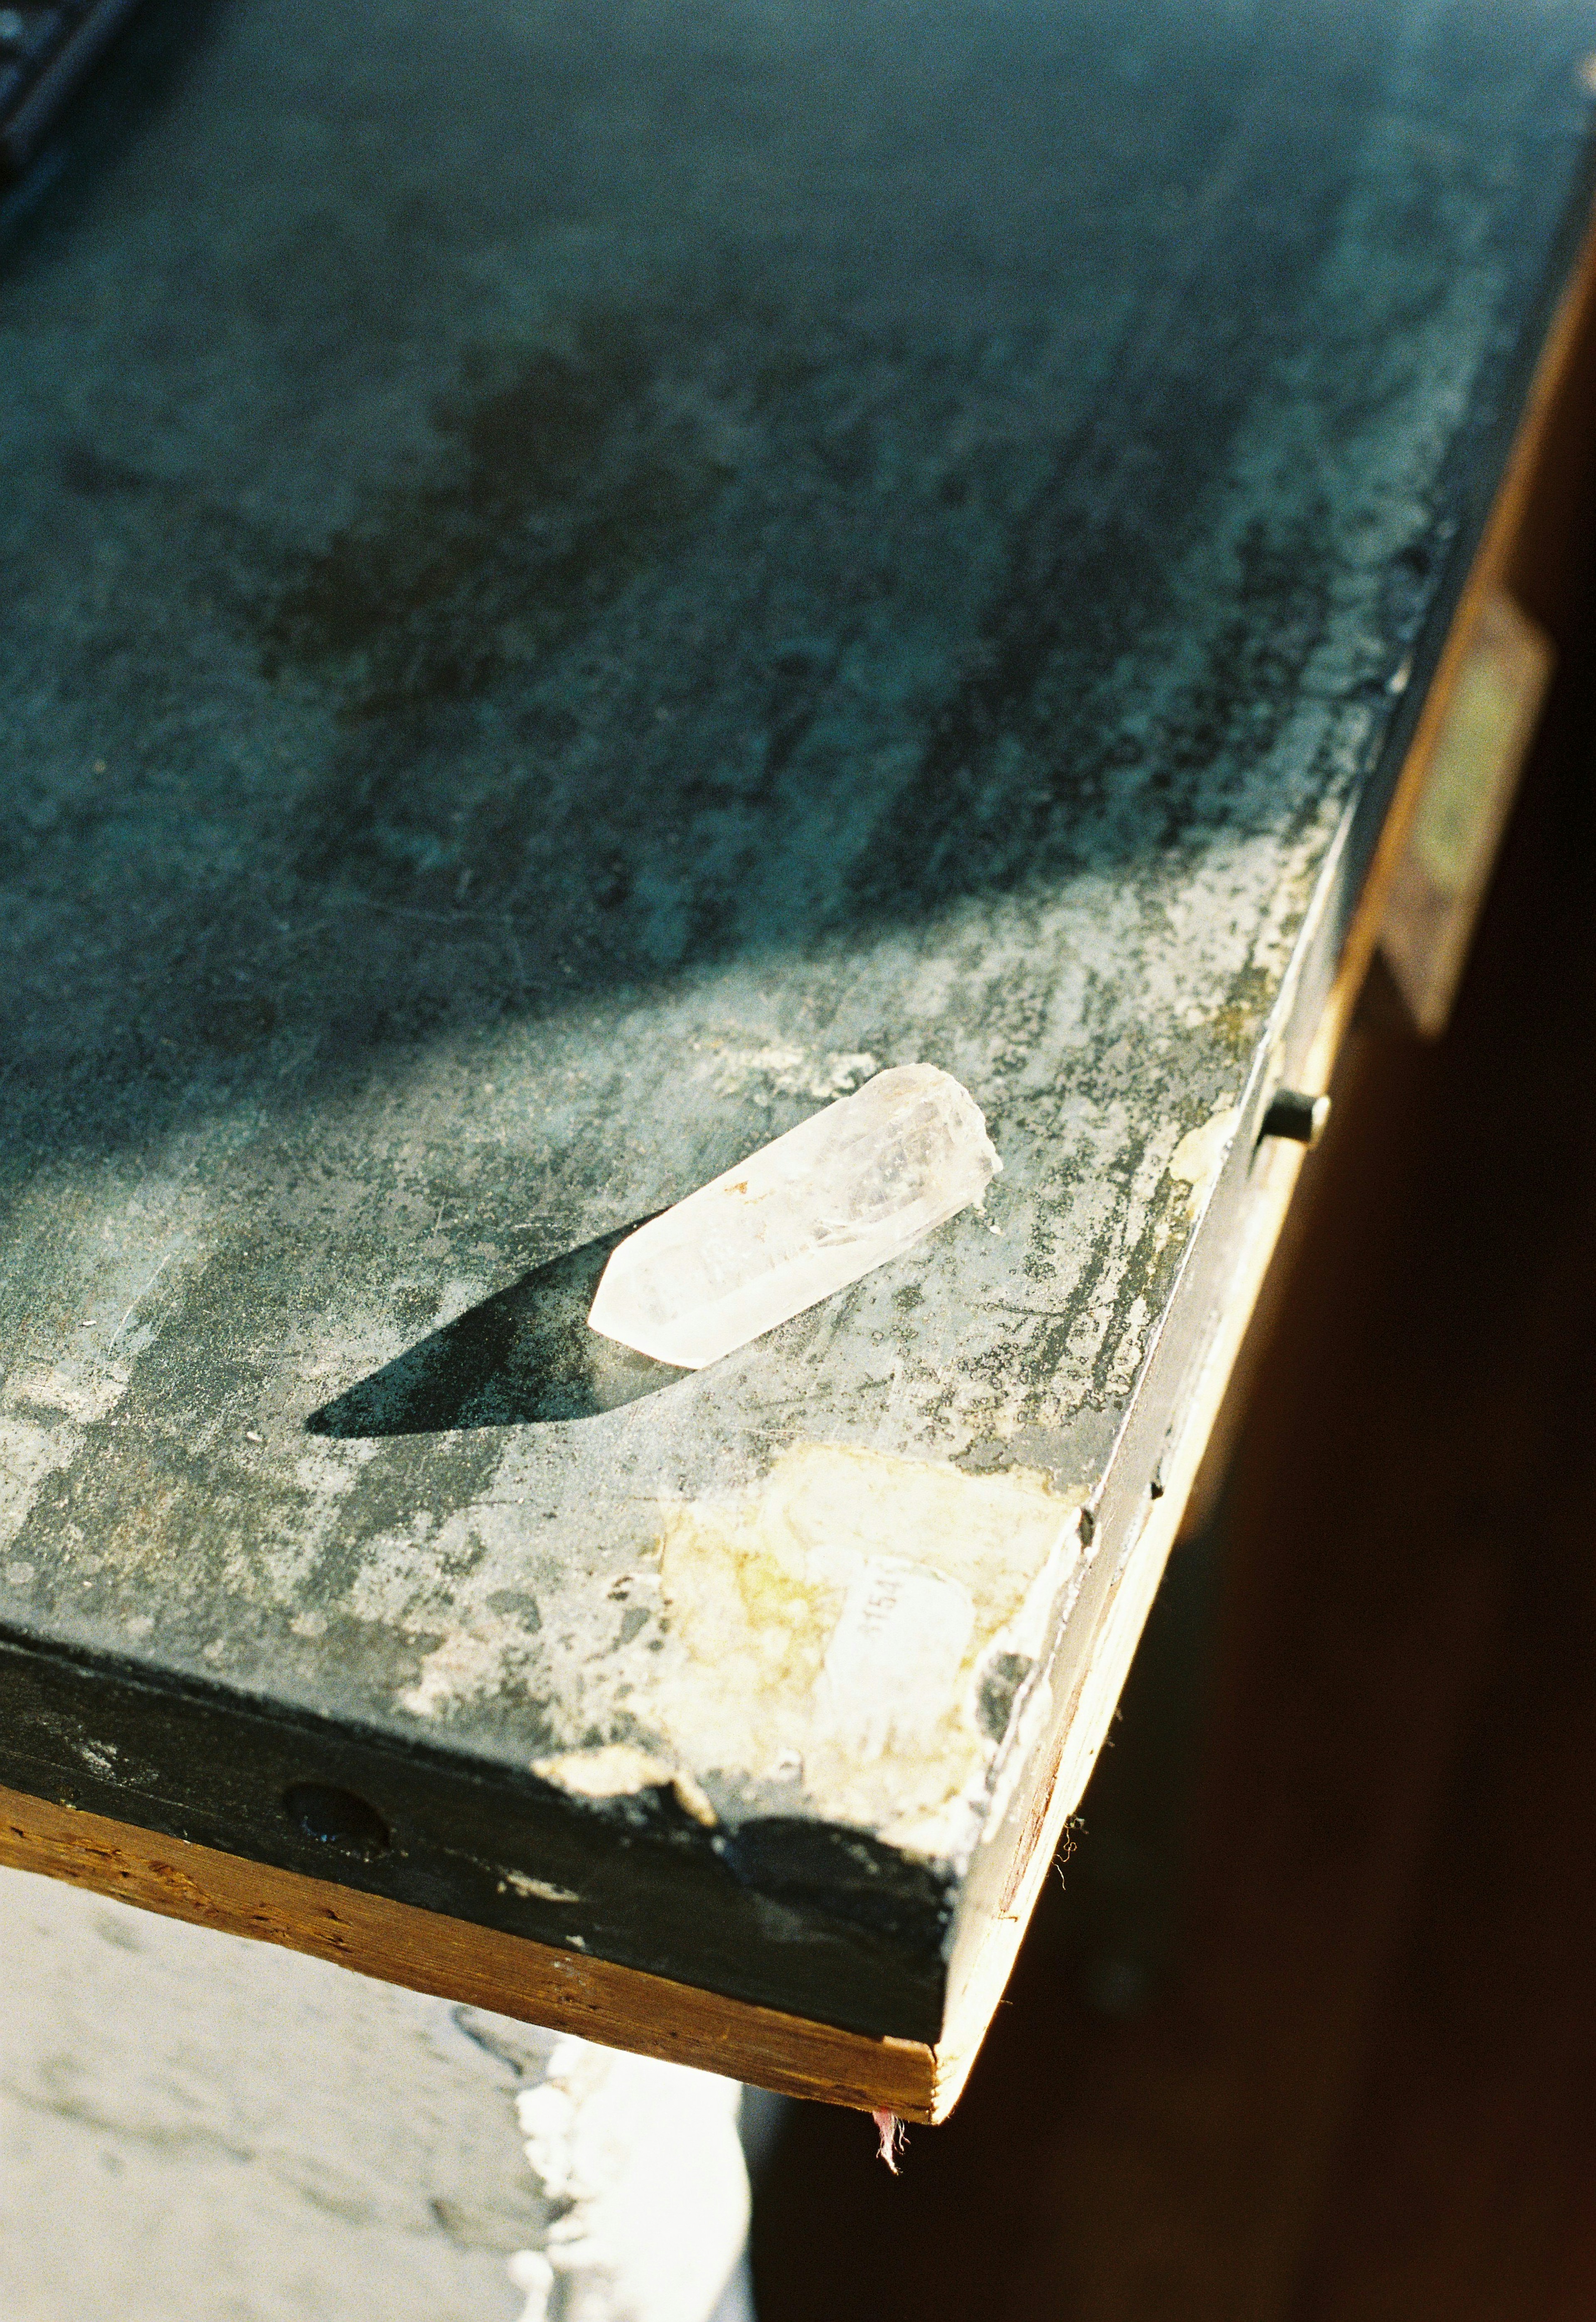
top-left (815, 1557), bottom-right (975, 1762)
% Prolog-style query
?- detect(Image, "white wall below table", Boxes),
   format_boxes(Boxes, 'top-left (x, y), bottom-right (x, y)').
top-left (0, 1865), bottom-right (751, 2322)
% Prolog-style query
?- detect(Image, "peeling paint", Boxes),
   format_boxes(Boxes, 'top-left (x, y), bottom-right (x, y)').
top-left (499, 1872), bottom-right (581, 1904)
top-left (650, 1444), bottom-right (1082, 1850)
top-left (1168, 1103), bottom-right (1241, 1217)
top-left (530, 1744), bottom-right (717, 1828)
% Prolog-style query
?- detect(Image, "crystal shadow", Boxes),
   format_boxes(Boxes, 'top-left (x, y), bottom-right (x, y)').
top-left (305, 1221), bottom-right (687, 1437)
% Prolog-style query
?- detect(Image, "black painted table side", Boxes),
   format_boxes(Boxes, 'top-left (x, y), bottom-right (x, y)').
top-left (1, 0), bottom-right (1592, 2036)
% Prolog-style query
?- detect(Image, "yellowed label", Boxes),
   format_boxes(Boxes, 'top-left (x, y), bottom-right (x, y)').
top-left (1411, 639), bottom-right (1534, 895)
top-left (1381, 589), bottom-right (1554, 1038)
top-left (649, 1443), bottom-right (1082, 1852)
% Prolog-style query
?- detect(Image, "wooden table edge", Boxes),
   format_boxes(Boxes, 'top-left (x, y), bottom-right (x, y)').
top-left (0, 1782), bottom-right (940, 2120)
top-left (7, 193), bottom-right (1593, 2134)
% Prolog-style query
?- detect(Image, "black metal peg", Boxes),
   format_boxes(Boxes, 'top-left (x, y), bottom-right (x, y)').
top-left (1261, 1088), bottom-right (1331, 1147)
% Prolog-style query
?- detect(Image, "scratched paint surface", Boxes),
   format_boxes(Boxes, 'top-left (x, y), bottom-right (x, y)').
top-left (0, 0), bottom-right (1592, 1973)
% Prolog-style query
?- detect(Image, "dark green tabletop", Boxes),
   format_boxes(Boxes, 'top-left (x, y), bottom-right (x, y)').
top-left (2, 0), bottom-right (1592, 2046)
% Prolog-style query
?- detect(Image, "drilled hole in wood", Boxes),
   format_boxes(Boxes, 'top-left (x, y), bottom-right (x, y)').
top-left (283, 1782), bottom-right (390, 1860)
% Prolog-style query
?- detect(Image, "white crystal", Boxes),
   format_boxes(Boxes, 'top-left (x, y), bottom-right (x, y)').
top-left (587, 1063), bottom-right (1000, 1370)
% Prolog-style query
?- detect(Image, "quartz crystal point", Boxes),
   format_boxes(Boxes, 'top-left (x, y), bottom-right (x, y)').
top-left (587, 1064), bottom-right (1000, 1370)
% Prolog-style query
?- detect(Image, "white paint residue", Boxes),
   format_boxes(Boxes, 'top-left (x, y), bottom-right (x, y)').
top-left (5, 1358), bottom-right (131, 1426)
top-left (400, 1614), bottom-right (541, 1718)
top-left (1105, 1292), bottom-right (1152, 1398)
top-left (989, 1534), bottom-right (1079, 1665)
top-left (0, 1143), bottom-right (210, 1569)
top-left (530, 1745), bottom-right (717, 1829)
top-left (530, 1743), bottom-right (676, 1799)
top-left (0, 1416), bottom-right (84, 1556)
top-left (0, 1349), bottom-right (138, 1557)
top-left (1168, 1104), bottom-right (1241, 1215)
top-left (970, 1536), bottom-right (1086, 1847)
top-left (500, 1872), bottom-right (580, 1905)
top-left (292, 1438), bottom-right (382, 1500)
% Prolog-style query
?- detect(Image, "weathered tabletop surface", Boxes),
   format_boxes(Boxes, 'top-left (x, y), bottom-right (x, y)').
top-left (2, 0), bottom-right (1593, 2086)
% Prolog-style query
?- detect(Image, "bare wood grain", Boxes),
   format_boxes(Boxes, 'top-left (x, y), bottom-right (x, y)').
top-left (0, 1783), bottom-right (938, 2120)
